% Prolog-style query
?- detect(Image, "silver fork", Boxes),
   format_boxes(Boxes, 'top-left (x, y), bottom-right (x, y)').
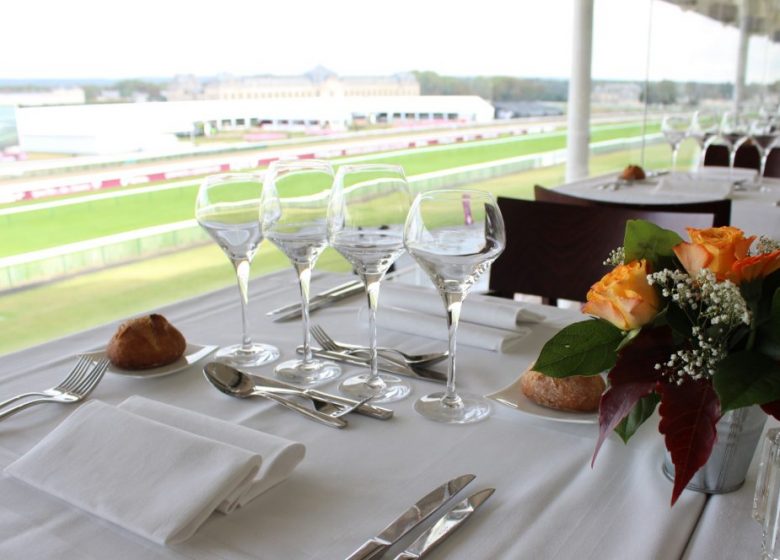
top-left (0, 358), bottom-right (110, 421)
top-left (0, 355), bottom-right (94, 410)
top-left (310, 325), bottom-right (447, 366)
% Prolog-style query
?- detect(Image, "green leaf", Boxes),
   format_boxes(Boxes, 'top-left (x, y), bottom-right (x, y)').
top-left (713, 351), bottom-right (780, 412)
top-left (771, 288), bottom-right (780, 343)
top-left (615, 393), bottom-right (660, 444)
top-left (623, 219), bottom-right (683, 270)
top-left (534, 319), bottom-right (624, 378)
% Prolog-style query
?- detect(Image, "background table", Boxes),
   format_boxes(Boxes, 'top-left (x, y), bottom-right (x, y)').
top-left (0, 270), bottom-right (759, 559)
top-left (556, 172), bottom-right (780, 239)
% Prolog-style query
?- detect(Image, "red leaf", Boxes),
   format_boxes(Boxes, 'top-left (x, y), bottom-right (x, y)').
top-left (762, 400), bottom-right (780, 421)
top-left (658, 380), bottom-right (721, 506)
top-left (593, 327), bottom-right (671, 465)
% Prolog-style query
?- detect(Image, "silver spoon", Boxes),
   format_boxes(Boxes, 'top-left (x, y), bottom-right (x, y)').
top-left (203, 362), bottom-right (347, 429)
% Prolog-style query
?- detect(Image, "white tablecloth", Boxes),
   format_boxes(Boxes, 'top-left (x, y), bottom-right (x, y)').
top-left (0, 270), bottom-right (752, 560)
top-left (556, 172), bottom-right (780, 239)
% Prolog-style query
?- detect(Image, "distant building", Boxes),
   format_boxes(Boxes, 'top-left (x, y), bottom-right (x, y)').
top-left (494, 101), bottom-right (563, 119)
top-left (0, 87), bottom-right (85, 107)
top-left (163, 66), bottom-right (420, 102)
top-left (591, 83), bottom-right (642, 106)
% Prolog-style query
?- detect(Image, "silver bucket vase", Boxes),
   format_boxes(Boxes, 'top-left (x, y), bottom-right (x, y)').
top-left (662, 406), bottom-right (767, 494)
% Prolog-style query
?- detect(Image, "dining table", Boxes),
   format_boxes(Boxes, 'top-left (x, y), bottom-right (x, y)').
top-left (555, 170), bottom-right (780, 239)
top-left (0, 268), bottom-right (772, 560)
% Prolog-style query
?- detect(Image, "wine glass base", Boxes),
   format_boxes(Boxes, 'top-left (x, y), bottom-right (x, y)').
top-left (339, 373), bottom-right (411, 403)
top-left (415, 391), bottom-right (491, 424)
top-left (216, 343), bottom-right (280, 367)
top-left (275, 358), bottom-right (341, 386)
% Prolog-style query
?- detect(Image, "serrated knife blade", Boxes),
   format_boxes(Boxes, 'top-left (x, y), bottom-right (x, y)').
top-left (344, 474), bottom-right (476, 560)
top-left (392, 488), bottom-right (495, 560)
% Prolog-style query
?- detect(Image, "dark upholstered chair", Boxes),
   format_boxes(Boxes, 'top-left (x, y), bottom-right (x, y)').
top-left (488, 197), bottom-right (726, 303)
top-left (702, 143), bottom-right (764, 173)
top-left (533, 185), bottom-right (731, 227)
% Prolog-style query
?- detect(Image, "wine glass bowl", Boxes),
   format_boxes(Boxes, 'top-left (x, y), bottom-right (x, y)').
top-left (262, 159), bottom-right (342, 385)
top-left (328, 164), bottom-right (413, 403)
top-left (404, 189), bottom-right (506, 424)
top-left (689, 110), bottom-right (720, 168)
top-left (195, 173), bottom-right (280, 367)
top-left (661, 115), bottom-right (689, 171)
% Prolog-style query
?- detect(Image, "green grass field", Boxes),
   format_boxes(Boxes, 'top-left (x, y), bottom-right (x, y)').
top-left (0, 139), bottom-right (694, 356)
top-left (1, 121), bottom-right (660, 257)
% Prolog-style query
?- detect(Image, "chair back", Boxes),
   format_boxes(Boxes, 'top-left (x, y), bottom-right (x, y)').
top-left (703, 143), bottom-right (760, 171)
top-left (533, 185), bottom-right (731, 227)
top-left (489, 197), bottom-right (722, 302)
top-left (765, 147), bottom-right (780, 178)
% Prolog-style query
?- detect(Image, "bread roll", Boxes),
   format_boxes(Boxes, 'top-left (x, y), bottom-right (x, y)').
top-left (620, 164), bottom-right (646, 181)
top-left (520, 369), bottom-right (605, 412)
top-left (107, 314), bottom-right (186, 370)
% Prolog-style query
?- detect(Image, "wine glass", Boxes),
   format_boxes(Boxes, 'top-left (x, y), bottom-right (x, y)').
top-left (262, 159), bottom-right (341, 385)
top-left (720, 111), bottom-right (749, 171)
top-left (749, 119), bottom-right (779, 190)
top-left (689, 110), bottom-right (720, 168)
top-left (195, 173), bottom-right (280, 367)
top-left (403, 189), bottom-right (505, 424)
top-left (327, 164), bottom-right (412, 403)
top-left (661, 115), bottom-right (689, 171)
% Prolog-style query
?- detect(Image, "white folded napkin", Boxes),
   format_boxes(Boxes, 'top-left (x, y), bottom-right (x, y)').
top-left (696, 166), bottom-right (757, 180)
top-left (653, 174), bottom-right (733, 199)
top-left (4, 397), bottom-right (305, 545)
top-left (382, 283), bottom-right (545, 329)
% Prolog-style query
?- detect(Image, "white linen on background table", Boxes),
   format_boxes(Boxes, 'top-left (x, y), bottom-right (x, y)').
top-left (0, 270), bottom-right (728, 559)
top-left (4, 397), bottom-right (304, 545)
top-left (653, 174), bottom-right (733, 199)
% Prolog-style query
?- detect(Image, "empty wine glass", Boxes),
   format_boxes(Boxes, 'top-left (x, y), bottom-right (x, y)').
top-left (689, 110), bottom-right (720, 168)
top-left (661, 115), bottom-right (689, 171)
top-left (749, 119), bottom-right (779, 190)
top-left (403, 189), bottom-right (505, 424)
top-left (721, 111), bottom-right (749, 171)
top-left (196, 173), bottom-right (280, 367)
top-left (262, 159), bottom-right (341, 385)
top-left (327, 164), bottom-right (412, 403)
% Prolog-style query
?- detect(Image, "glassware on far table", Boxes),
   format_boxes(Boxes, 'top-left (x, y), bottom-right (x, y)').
top-left (262, 159), bottom-right (341, 385)
top-left (720, 111), bottom-right (749, 172)
top-left (327, 164), bottom-right (413, 403)
top-left (403, 189), bottom-right (506, 424)
top-left (689, 110), bottom-right (720, 168)
top-left (195, 173), bottom-right (280, 367)
top-left (749, 119), bottom-right (779, 190)
top-left (661, 115), bottom-right (689, 171)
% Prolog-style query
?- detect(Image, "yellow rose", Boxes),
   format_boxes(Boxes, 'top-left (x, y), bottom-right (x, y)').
top-left (673, 226), bottom-right (754, 281)
top-left (582, 260), bottom-right (660, 331)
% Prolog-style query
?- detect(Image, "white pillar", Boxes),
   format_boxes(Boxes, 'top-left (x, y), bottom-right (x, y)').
top-left (565, 0), bottom-right (594, 182)
top-left (734, 1), bottom-right (751, 114)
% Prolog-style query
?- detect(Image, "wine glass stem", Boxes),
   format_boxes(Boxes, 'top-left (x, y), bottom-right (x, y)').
top-left (443, 291), bottom-right (465, 406)
top-left (759, 152), bottom-right (768, 187)
top-left (294, 261), bottom-right (313, 363)
top-left (232, 258), bottom-right (253, 351)
top-left (671, 145), bottom-right (679, 171)
top-left (364, 273), bottom-right (382, 385)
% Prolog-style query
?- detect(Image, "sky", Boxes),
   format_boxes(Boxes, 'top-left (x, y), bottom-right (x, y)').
top-left (2, 0), bottom-right (778, 84)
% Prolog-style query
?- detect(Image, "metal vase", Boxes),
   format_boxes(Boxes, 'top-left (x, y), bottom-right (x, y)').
top-left (663, 406), bottom-right (767, 494)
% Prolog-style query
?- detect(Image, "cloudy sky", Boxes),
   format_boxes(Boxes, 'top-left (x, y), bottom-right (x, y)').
top-left (3, 0), bottom-right (778, 83)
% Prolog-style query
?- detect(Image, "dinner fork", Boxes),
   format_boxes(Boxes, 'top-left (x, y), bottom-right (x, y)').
top-left (0, 355), bottom-right (94, 410)
top-left (310, 325), bottom-right (447, 366)
top-left (0, 358), bottom-right (110, 421)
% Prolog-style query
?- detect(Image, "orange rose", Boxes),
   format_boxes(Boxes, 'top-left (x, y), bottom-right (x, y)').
top-left (673, 226), bottom-right (754, 281)
top-left (582, 260), bottom-right (660, 331)
top-left (731, 250), bottom-right (780, 284)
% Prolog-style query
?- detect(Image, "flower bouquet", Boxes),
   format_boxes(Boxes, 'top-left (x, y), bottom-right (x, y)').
top-left (534, 221), bottom-right (780, 504)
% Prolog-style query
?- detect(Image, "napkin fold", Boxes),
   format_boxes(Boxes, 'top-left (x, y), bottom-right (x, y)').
top-left (653, 174), bottom-right (733, 199)
top-left (4, 397), bottom-right (305, 545)
top-left (367, 284), bottom-right (541, 352)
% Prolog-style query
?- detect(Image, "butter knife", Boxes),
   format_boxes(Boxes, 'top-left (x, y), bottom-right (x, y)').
top-left (249, 373), bottom-right (393, 420)
top-left (267, 279), bottom-right (364, 318)
top-left (344, 474), bottom-right (476, 560)
top-left (270, 283), bottom-right (365, 322)
top-left (297, 347), bottom-right (447, 384)
top-left (392, 488), bottom-right (495, 560)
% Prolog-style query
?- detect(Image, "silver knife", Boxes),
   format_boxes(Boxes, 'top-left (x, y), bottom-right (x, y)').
top-left (298, 347), bottom-right (447, 384)
top-left (267, 279), bottom-right (364, 317)
top-left (249, 373), bottom-right (393, 420)
top-left (270, 283), bottom-right (366, 322)
top-left (392, 488), bottom-right (495, 560)
top-left (344, 474), bottom-right (476, 560)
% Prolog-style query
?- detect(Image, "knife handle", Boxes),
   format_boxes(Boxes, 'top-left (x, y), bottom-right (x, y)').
top-left (344, 539), bottom-right (387, 560)
top-left (393, 553), bottom-right (419, 560)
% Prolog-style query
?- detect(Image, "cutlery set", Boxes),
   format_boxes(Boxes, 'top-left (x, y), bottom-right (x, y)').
top-left (345, 474), bottom-right (494, 560)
